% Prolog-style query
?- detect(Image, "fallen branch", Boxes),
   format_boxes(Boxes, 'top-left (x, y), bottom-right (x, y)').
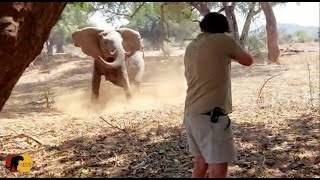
top-left (2, 127), bottom-right (43, 145)
top-left (0, 147), bottom-right (46, 156)
top-left (5, 127), bottom-right (19, 134)
top-left (256, 73), bottom-right (282, 105)
top-left (12, 134), bottom-right (43, 146)
top-left (32, 130), bottom-right (55, 137)
top-left (99, 116), bottom-right (132, 138)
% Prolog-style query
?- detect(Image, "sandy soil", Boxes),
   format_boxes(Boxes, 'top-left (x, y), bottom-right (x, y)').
top-left (0, 43), bottom-right (319, 178)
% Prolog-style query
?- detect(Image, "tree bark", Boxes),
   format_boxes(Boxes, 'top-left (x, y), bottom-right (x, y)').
top-left (190, 2), bottom-right (210, 16)
top-left (158, 3), bottom-right (168, 53)
top-left (240, 2), bottom-right (256, 48)
top-left (230, 2), bottom-right (240, 42)
top-left (55, 30), bottom-right (65, 53)
top-left (56, 44), bottom-right (64, 53)
top-left (0, 2), bottom-right (66, 111)
top-left (260, 2), bottom-right (280, 63)
top-left (47, 42), bottom-right (54, 55)
top-left (222, 2), bottom-right (240, 42)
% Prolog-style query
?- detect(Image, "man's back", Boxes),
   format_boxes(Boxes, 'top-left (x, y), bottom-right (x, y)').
top-left (184, 32), bottom-right (239, 114)
top-left (182, 12), bottom-right (253, 178)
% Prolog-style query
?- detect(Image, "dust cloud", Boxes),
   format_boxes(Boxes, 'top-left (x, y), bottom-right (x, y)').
top-left (54, 60), bottom-right (187, 118)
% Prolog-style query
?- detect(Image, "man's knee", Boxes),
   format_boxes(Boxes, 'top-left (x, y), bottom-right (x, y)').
top-left (192, 156), bottom-right (208, 178)
top-left (194, 156), bottom-right (208, 169)
top-left (208, 162), bottom-right (228, 178)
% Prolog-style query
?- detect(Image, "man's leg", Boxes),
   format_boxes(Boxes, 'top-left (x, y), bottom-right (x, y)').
top-left (184, 114), bottom-right (208, 178)
top-left (208, 162), bottom-right (228, 178)
top-left (186, 115), bottom-right (236, 178)
top-left (192, 156), bottom-right (208, 178)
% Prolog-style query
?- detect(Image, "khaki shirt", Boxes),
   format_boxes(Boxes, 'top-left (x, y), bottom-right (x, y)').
top-left (184, 32), bottom-right (244, 114)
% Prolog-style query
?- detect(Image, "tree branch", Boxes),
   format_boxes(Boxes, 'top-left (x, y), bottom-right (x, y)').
top-left (130, 2), bottom-right (145, 19)
top-left (253, 3), bottom-right (262, 16)
top-left (103, 8), bottom-right (132, 17)
top-left (187, 7), bottom-right (196, 19)
top-left (218, 7), bottom-right (225, 13)
top-left (190, 2), bottom-right (210, 16)
top-left (253, 8), bottom-right (262, 15)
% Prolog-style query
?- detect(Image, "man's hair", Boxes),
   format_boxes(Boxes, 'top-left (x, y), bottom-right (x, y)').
top-left (199, 12), bottom-right (230, 34)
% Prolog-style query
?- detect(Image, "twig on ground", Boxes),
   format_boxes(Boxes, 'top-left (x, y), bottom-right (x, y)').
top-left (256, 73), bottom-right (282, 105)
top-left (32, 130), bottom-right (55, 137)
top-left (13, 134), bottom-right (43, 146)
top-left (306, 61), bottom-right (313, 108)
top-left (5, 127), bottom-right (19, 134)
top-left (0, 131), bottom-right (43, 146)
top-left (0, 147), bottom-right (45, 155)
top-left (99, 116), bottom-right (132, 138)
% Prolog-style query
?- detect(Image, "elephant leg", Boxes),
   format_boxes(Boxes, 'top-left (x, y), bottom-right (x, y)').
top-left (121, 64), bottom-right (132, 100)
top-left (132, 80), bottom-right (141, 94)
top-left (91, 64), bottom-right (101, 103)
top-left (133, 66), bottom-right (144, 94)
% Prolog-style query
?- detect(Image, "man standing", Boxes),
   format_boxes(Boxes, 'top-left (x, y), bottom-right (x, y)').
top-left (183, 12), bottom-right (253, 178)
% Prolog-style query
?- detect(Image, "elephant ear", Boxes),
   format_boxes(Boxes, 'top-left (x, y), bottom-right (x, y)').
top-left (116, 28), bottom-right (143, 56)
top-left (72, 27), bottom-right (104, 58)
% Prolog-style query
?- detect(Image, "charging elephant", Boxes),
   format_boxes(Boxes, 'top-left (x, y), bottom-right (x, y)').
top-left (72, 27), bottom-right (145, 102)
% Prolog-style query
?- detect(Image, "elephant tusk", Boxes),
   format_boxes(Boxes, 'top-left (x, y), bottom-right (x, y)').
top-left (125, 51), bottom-right (131, 56)
top-left (110, 50), bottom-right (117, 56)
top-left (97, 56), bottom-right (122, 69)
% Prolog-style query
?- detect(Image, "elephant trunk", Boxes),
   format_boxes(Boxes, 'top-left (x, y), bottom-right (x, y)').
top-left (97, 49), bottom-right (127, 69)
top-left (97, 49), bottom-right (132, 69)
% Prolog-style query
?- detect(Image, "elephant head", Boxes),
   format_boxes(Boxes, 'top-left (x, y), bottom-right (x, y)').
top-left (72, 27), bottom-right (143, 68)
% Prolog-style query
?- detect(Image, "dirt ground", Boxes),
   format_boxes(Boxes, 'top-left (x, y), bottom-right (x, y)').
top-left (0, 43), bottom-right (319, 178)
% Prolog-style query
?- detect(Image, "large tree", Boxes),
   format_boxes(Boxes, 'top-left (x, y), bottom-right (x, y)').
top-left (237, 2), bottom-right (262, 47)
top-left (0, 2), bottom-right (66, 111)
top-left (260, 2), bottom-right (280, 63)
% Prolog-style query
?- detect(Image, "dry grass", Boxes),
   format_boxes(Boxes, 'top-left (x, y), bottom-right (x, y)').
top-left (0, 43), bottom-right (319, 178)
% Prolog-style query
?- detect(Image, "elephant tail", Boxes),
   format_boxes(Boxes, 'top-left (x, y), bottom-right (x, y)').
top-left (141, 46), bottom-right (145, 59)
top-left (143, 48), bottom-right (145, 59)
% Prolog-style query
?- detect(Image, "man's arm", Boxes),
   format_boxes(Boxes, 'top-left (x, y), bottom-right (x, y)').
top-left (227, 37), bottom-right (253, 66)
top-left (231, 52), bottom-right (253, 66)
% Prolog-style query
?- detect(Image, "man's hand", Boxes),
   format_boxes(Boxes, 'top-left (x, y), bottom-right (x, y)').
top-left (232, 52), bottom-right (253, 66)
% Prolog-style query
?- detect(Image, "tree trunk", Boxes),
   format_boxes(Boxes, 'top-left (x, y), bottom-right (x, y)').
top-left (55, 30), bottom-right (65, 53)
top-left (166, 21), bottom-right (170, 39)
top-left (230, 3), bottom-right (240, 42)
top-left (222, 2), bottom-right (240, 42)
top-left (56, 43), bottom-right (64, 53)
top-left (47, 41), bottom-right (54, 55)
top-left (190, 2), bottom-right (210, 16)
top-left (260, 2), bottom-right (280, 63)
top-left (0, 2), bottom-right (66, 111)
top-left (240, 2), bottom-right (256, 48)
top-left (159, 3), bottom-right (166, 53)
top-left (222, 2), bottom-right (233, 31)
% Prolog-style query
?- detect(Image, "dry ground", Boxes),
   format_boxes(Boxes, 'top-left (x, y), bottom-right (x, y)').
top-left (0, 43), bottom-right (319, 178)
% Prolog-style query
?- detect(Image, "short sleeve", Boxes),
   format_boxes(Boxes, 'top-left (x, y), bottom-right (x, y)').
top-left (224, 35), bottom-right (245, 59)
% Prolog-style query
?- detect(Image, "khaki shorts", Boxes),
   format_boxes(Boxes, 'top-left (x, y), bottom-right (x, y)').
top-left (183, 113), bottom-right (237, 164)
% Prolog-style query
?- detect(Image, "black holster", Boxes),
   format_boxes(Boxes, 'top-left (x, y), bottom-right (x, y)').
top-left (201, 107), bottom-right (231, 129)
